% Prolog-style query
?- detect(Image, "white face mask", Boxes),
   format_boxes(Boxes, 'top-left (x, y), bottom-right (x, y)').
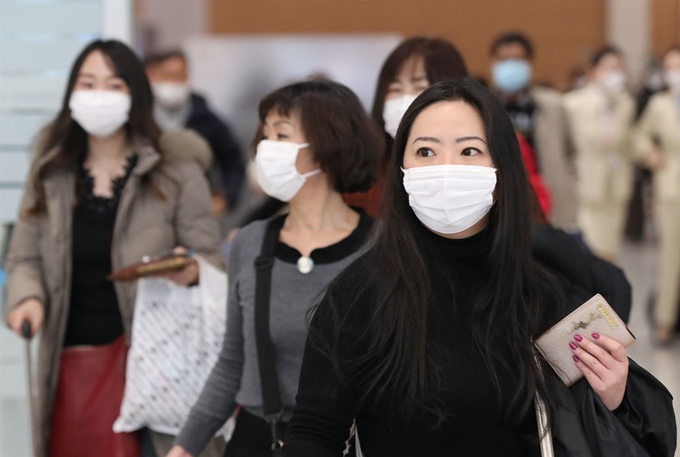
top-left (383, 94), bottom-right (418, 138)
top-left (665, 69), bottom-right (680, 94)
top-left (255, 140), bottom-right (321, 202)
top-left (402, 164), bottom-right (497, 235)
top-left (153, 82), bottom-right (191, 109)
top-left (69, 90), bottom-right (131, 138)
top-left (600, 70), bottom-right (627, 97)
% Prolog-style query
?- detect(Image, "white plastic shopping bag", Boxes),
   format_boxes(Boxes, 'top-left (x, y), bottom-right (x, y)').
top-left (114, 256), bottom-right (233, 437)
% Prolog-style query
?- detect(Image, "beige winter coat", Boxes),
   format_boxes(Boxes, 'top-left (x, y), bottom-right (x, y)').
top-left (531, 86), bottom-right (579, 229)
top-left (564, 86), bottom-right (636, 205)
top-left (4, 130), bottom-right (224, 457)
top-left (633, 91), bottom-right (680, 202)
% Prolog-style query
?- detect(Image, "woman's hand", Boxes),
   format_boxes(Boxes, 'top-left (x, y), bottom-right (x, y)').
top-left (157, 246), bottom-right (199, 287)
top-left (166, 445), bottom-right (192, 457)
top-left (570, 333), bottom-right (629, 410)
top-left (7, 298), bottom-right (44, 339)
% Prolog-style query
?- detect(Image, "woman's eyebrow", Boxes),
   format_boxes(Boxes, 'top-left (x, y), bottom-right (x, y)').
top-left (412, 136), bottom-right (440, 145)
top-left (455, 136), bottom-right (487, 145)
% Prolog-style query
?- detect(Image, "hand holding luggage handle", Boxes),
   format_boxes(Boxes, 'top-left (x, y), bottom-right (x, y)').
top-left (21, 320), bottom-right (37, 457)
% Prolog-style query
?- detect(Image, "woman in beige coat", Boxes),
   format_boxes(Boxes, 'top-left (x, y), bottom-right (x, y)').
top-left (4, 40), bottom-right (222, 457)
top-left (635, 44), bottom-right (680, 344)
top-left (564, 46), bottom-right (635, 261)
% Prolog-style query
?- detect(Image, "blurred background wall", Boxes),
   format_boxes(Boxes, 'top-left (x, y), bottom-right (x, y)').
top-left (138, 0), bottom-right (680, 91)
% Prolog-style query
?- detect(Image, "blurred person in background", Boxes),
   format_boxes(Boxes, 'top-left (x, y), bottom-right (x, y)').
top-left (625, 57), bottom-right (667, 242)
top-left (634, 44), bottom-right (680, 345)
top-left (564, 46), bottom-right (635, 262)
top-left (490, 31), bottom-right (578, 231)
top-left (4, 40), bottom-right (223, 457)
top-left (167, 80), bottom-right (383, 457)
top-left (567, 67), bottom-right (588, 92)
top-left (343, 36), bottom-right (468, 216)
top-left (145, 50), bottom-right (246, 222)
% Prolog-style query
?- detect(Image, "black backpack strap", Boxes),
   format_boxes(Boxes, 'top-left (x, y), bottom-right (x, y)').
top-left (254, 217), bottom-right (286, 451)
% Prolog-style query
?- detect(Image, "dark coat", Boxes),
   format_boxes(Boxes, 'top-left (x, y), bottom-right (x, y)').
top-left (551, 360), bottom-right (676, 456)
top-left (185, 94), bottom-right (245, 205)
top-left (533, 223), bottom-right (632, 322)
top-left (533, 223), bottom-right (676, 455)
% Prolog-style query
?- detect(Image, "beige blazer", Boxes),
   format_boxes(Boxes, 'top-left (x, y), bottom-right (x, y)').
top-left (4, 130), bottom-right (224, 457)
top-left (633, 91), bottom-right (680, 202)
top-left (564, 87), bottom-right (636, 205)
top-left (531, 87), bottom-right (579, 229)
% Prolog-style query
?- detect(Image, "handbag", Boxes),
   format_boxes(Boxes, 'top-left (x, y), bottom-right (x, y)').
top-left (254, 218), bottom-right (287, 455)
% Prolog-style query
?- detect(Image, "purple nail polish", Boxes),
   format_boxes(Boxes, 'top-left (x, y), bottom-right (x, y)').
top-left (569, 342), bottom-right (578, 350)
top-left (573, 355), bottom-right (580, 363)
top-left (574, 334), bottom-right (583, 342)
top-left (592, 333), bottom-right (601, 340)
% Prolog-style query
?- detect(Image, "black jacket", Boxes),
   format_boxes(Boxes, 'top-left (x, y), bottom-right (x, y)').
top-left (533, 223), bottom-right (632, 322)
top-left (185, 94), bottom-right (245, 205)
top-left (533, 224), bottom-right (676, 455)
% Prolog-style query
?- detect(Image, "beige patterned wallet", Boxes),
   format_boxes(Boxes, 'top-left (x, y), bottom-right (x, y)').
top-left (534, 294), bottom-right (636, 386)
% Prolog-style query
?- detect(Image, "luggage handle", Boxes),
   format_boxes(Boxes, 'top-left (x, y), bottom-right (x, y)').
top-left (21, 319), bottom-right (32, 340)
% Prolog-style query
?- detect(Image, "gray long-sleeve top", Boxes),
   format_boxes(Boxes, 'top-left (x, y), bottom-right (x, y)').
top-left (175, 211), bottom-right (372, 456)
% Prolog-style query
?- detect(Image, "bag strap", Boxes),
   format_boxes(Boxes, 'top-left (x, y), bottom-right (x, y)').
top-left (533, 354), bottom-right (555, 457)
top-left (254, 217), bottom-right (286, 451)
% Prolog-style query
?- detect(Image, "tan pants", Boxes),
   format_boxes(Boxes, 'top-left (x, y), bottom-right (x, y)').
top-left (654, 200), bottom-right (680, 328)
top-left (578, 201), bottom-right (628, 259)
top-left (150, 430), bottom-right (226, 457)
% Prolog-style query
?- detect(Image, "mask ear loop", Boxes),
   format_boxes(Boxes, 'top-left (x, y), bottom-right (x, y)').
top-left (295, 143), bottom-right (321, 179)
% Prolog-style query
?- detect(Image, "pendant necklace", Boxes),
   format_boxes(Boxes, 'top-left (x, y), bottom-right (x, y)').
top-left (297, 256), bottom-right (314, 274)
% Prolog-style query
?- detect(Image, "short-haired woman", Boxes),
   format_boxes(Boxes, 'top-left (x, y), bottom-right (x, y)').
top-left (168, 80), bottom-right (383, 457)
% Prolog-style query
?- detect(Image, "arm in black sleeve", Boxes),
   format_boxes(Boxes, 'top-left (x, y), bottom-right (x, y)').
top-left (283, 272), bottom-right (370, 457)
top-left (532, 223), bottom-right (632, 321)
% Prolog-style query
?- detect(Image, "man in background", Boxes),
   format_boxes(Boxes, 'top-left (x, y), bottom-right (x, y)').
top-left (145, 50), bottom-right (245, 218)
top-left (489, 32), bottom-right (578, 231)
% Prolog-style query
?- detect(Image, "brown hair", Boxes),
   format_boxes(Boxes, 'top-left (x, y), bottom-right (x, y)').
top-left (254, 80), bottom-right (384, 194)
top-left (27, 39), bottom-right (161, 216)
top-left (371, 37), bottom-right (468, 134)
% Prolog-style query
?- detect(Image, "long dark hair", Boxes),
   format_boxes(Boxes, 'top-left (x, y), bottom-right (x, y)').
top-left (27, 39), bottom-right (160, 216)
top-left (316, 78), bottom-right (565, 427)
top-left (371, 37), bottom-right (468, 134)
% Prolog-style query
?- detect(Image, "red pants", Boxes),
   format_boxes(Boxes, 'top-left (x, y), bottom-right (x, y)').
top-left (49, 336), bottom-right (140, 457)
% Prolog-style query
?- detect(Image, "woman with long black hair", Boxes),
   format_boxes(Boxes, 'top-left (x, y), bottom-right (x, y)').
top-left (283, 79), bottom-right (675, 456)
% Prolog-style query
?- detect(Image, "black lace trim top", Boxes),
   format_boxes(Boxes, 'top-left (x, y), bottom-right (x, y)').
top-left (64, 155), bottom-right (138, 347)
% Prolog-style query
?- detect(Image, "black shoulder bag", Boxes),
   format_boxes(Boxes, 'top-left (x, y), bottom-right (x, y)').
top-left (254, 219), bottom-right (286, 454)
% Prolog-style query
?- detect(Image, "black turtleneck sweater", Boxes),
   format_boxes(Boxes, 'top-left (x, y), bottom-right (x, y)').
top-left (284, 223), bottom-right (539, 456)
